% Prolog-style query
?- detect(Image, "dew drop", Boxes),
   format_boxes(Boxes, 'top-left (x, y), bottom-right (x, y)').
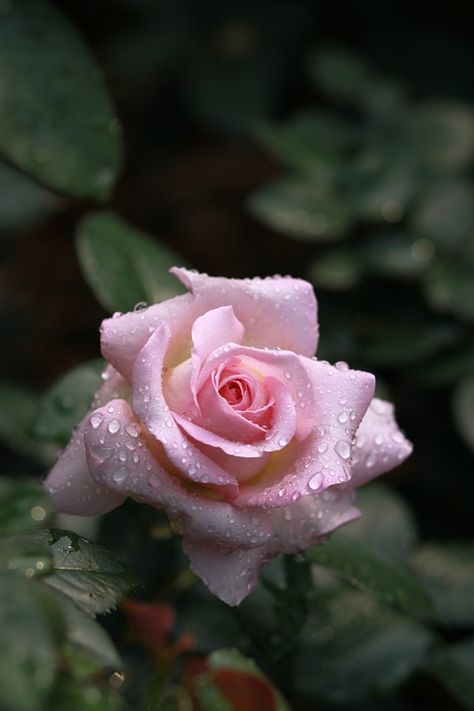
top-left (125, 422), bottom-right (140, 438)
top-left (334, 440), bottom-right (351, 460)
top-left (112, 467), bottom-right (129, 483)
top-left (107, 419), bottom-right (121, 434)
top-left (365, 451), bottom-right (377, 468)
top-left (337, 412), bottom-right (349, 424)
top-left (90, 412), bottom-right (104, 429)
top-left (308, 472), bottom-right (323, 491)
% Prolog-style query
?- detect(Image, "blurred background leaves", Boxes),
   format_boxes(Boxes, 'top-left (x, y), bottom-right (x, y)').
top-left (0, 0), bottom-right (473, 708)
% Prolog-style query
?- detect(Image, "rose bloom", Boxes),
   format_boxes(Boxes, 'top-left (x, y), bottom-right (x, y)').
top-left (45, 269), bottom-right (412, 605)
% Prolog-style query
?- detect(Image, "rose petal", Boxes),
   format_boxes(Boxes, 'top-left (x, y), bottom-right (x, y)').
top-left (352, 398), bottom-right (413, 486)
top-left (191, 306), bottom-right (245, 373)
top-left (173, 267), bottom-right (318, 357)
top-left (182, 538), bottom-right (268, 606)
top-left (44, 417), bottom-right (125, 515)
top-left (101, 293), bottom-right (198, 381)
top-left (83, 399), bottom-right (273, 554)
top-left (43, 368), bottom-right (129, 515)
top-left (236, 359), bottom-right (375, 507)
top-left (101, 270), bottom-right (319, 382)
top-left (197, 344), bottom-right (316, 440)
top-left (174, 376), bottom-right (296, 460)
top-left (268, 487), bottom-right (360, 554)
top-left (132, 325), bottom-right (238, 490)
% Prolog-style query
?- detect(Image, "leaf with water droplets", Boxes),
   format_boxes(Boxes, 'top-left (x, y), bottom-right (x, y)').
top-left (0, 572), bottom-right (64, 711)
top-left (29, 529), bottom-right (140, 616)
top-left (35, 360), bottom-right (104, 446)
top-left (76, 211), bottom-right (187, 312)
top-left (248, 178), bottom-right (353, 242)
top-left (307, 535), bottom-right (435, 618)
top-left (0, 0), bottom-right (122, 200)
top-left (0, 477), bottom-right (52, 535)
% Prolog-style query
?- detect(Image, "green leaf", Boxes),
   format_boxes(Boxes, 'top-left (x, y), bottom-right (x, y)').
top-left (59, 596), bottom-right (122, 670)
top-left (343, 484), bottom-right (418, 562)
top-left (424, 261), bottom-right (474, 321)
top-left (308, 536), bottom-right (435, 618)
top-left (35, 360), bottom-right (104, 445)
top-left (255, 110), bottom-right (355, 177)
top-left (362, 232), bottom-right (432, 279)
top-left (0, 573), bottom-right (63, 711)
top-left (426, 638), bottom-right (474, 709)
top-left (0, 478), bottom-right (52, 535)
top-left (0, 382), bottom-right (57, 465)
top-left (452, 377), bottom-right (474, 450)
top-left (37, 529), bottom-right (140, 616)
top-left (0, 161), bottom-right (56, 231)
top-left (292, 588), bottom-right (433, 704)
top-left (0, 0), bottom-right (121, 201)
top-left (309, 248), bottom-right (362, 290)
top-left (413, 182), bottom-right (474, 249)
top-left (308, 48), bottom-right (404, 115)
top-left (248, 179), bottom-right (353, 242)
top-left (410, 543), bottom-right (474, 627)
top-left (406, 102), bottom-right (474, 173)
top-left (76, 211), bottom-right (186, 313)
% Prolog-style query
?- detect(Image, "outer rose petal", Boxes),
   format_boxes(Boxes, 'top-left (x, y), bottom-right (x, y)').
top-left (268, 488), bottom-right (360, 554)
top-left (83, 399), bottom-right (274, 606)
top-left (351, 398), bottom-right (413, 486)
top-left (235, 360), bottom-right (375, 508)
top-left (182, 539), bottom-right (268, 607)
top-left (132, 324), bottom-right (238, 490)
top-left (101, 269), bottom-right (318, 381)
top-left (173, 268), bottom-right (318, 357)
top-left (44, 368), bottom-right (128, 515)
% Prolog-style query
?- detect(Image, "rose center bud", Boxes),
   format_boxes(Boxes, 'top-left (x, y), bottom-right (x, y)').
top-left (195, 360), bottom-right (275, 443)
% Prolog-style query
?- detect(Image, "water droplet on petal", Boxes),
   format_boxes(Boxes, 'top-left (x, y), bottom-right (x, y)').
top-left (112, 467), bottom-right (129, 483)
top-left (125, 422), bottom-right (140, 438)
top-left (365, 451), bottom-right (377, 468)
top-left (308, 472), bottom-right (323, 491)
top-left (90, 412), bottom-right (104, 429)
top-left (334, 440), bottom-right (351, 460)
top-left (108, 419), bottom-right (121, 434)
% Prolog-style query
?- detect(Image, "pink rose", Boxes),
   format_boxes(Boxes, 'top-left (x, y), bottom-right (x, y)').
top-left (45, 268), bottom-right (412, 605)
